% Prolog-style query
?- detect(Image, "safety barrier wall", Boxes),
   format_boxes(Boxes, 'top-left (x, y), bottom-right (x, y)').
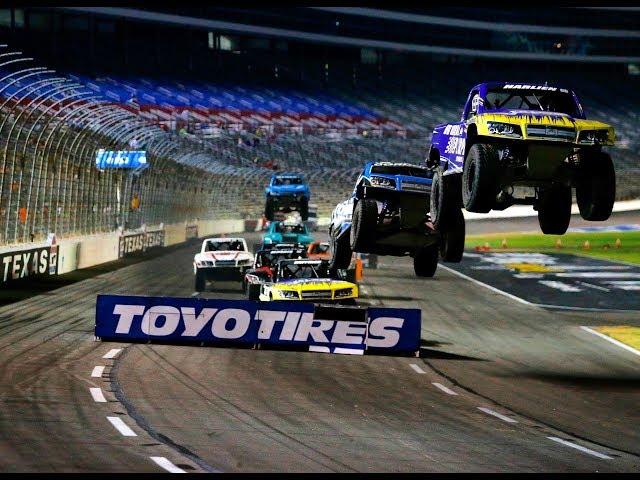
top-left (2, 217), bottom-right (248, 282)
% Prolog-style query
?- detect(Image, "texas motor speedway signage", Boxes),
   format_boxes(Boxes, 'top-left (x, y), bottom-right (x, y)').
top-left (1, 245), bottom-right (58, 285)
top-left (118, 229), bottom-right (165, 258)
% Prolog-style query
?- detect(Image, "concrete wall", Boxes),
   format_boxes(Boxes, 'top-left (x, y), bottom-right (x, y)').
top-left (40, 218), bottom-right (247, 276)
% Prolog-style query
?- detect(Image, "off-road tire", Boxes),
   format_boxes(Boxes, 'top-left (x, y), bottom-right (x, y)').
top-left (329, 230), bottom-right (352, 272)
top-left (194, 269), bottom-right (206, 292)
top-left (247, 283), bottom-right (261, 301)
top-left (537, 184), bottom-right (572, 235)
top-left (430, 168), bottom-right (461, 230)
top-left (350, 198), bottom-right (378, 252)
top-left (300, 199), bottom-right (309, 221)
top-left (462, 143), bottom-right (499, 213)
top-left (414, 243), bottom-right (439, 278)
top-left (439, 207), bottom-right (465, 263)
top-left (265, 196), bottom-right (275, 220)
top-left (576, 151), bottom-right (615, 221)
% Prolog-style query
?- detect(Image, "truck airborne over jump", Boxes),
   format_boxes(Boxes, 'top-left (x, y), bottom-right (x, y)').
top-left (329, 162), bottom-right (465, 278)
top-left (426, 82), bottom-right (616, 235)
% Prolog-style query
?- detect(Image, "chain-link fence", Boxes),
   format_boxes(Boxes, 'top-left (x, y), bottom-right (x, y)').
top-left (0, 45), bottom-right (275, 247)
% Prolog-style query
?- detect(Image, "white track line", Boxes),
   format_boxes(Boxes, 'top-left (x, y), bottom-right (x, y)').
top-left (478, 407), bottom-right (518, 424)
top-left (547, 436), bottom-right (613, 460)
top-left (107, 416), bottom-right (137, 437)
top-left (432, 382), bottom-right (458, 395)
top-left (440, 264), bottom-right (639, 313)
top-left (91, 365), bottom-right (105, 378)
top-left (576, 281), bottom-right (610, 292)
top-left (409, 363), bottom-right (426, 374)
top-left (191, 292), bottom-right (199, 297)
top-left (103, 348), bottom-right (122, 359)
top-left (150, 456), bottom-right (186, 473)
top-left (438, 264), bottom-right (536, 307)
top-left (90, 387), bottom-right (107, 403)
top-left (581, 326), bottom-right (640, 358)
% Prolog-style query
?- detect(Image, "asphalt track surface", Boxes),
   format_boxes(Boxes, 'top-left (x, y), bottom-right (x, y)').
top-left (1, 229), bottom-right (639, 472)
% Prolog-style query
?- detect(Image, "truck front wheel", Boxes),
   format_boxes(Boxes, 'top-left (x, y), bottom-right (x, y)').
top-left (195, 269), bottom-right (206, 292)
top-left (462, 143), bottom-right (499, 213)
top-left (537, 184), bottom-right (572, 235)
top-left (299, 199), bottom-right (309, 221)
top-left (350, 199), bottom-right (378, 252)
top-left (576, 151), bottom-right (615, 221)
top-left (265, 196), bottom-right (275, 220)
top-left (329, 231), bottom-right (352, 272)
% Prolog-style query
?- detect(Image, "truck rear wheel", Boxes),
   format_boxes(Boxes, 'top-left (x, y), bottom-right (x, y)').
top-left (329, 231), bottom-right (352, 272)
top-left (576, 151), bottom-right (615, 221)
top-left (430, 168), bottom-right (461, 230)
top-left (462, 144), bottom-right (499, 213)
top-left (439, 207), bottom-right (465, 263)
top-left (194, 269), bottom-right (206, 292)
top-left (537, 184), bottom-right (572, 235)
top-left (414, 243), bottom-right (439, 278)
top-left (350, 199), bottom-right (378, 252)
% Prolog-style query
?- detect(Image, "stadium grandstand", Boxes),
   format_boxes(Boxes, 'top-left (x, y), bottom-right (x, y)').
top-left (0, 6), bottom-right (639, 246)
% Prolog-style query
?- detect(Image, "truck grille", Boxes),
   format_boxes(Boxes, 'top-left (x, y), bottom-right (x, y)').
top-left (401, 181), bottom-right (430, 193)
top-left (301, 290), bottom-right (331, 299)
top-left (215, 260), bottom-right (236, 266)
top-left (526, 125), bottom-right (575, 142)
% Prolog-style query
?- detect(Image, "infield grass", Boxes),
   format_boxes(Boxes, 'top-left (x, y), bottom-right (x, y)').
top-left (594, 326), bottom-right (640, 351)
top-left (465, 230), bottom-right (640, 265)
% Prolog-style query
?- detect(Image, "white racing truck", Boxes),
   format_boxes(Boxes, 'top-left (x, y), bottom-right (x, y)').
top-left (193, 237), bottom-right (254, 291)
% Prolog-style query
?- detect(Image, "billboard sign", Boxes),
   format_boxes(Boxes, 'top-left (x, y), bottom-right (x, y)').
top-left (95, 294), bottom-right (422, 355)
top-left (95, 149), bottom-right (148, 169)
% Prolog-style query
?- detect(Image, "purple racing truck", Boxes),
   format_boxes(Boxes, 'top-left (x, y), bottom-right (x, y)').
top-left (426, 82), bottom-right (616, 234)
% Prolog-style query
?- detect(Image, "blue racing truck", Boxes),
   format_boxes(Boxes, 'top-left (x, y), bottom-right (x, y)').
top-left (264, 173), bottom-right (311, 221)
top-left (329, 162), bottom-right (465, 278)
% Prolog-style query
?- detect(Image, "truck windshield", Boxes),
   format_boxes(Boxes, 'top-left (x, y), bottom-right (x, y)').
top-left (275, 224), bottom-right (306, 234)
top-left (371, 165), bottom-right (430, 178)
top-left (485, 88), bottom-right (580, 117)
top-left (205, 240), bottom-right (244, 252)
top-left (279, 262), bottom-right (329, 279)
top-left (274, 176), bottom-right (302, 185)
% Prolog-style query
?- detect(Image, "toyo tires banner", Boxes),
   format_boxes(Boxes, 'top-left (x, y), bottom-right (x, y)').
top-left (95, 294), bottom-right (421, 355)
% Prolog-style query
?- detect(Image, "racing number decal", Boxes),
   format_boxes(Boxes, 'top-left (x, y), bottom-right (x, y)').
top-left (444, 136), bottom-right (466, 156)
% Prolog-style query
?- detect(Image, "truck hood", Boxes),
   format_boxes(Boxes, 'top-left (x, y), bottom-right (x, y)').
top-left (199, 250), bottom-right (251, 261)
top-left (276, 278), bottom-right (356, 290)
top-left (270, 184), bottom-right (308, 193)
top-left (480, 110), bottom-right (611, 128)
top-left (476, 110), bottom-right (614, 144)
